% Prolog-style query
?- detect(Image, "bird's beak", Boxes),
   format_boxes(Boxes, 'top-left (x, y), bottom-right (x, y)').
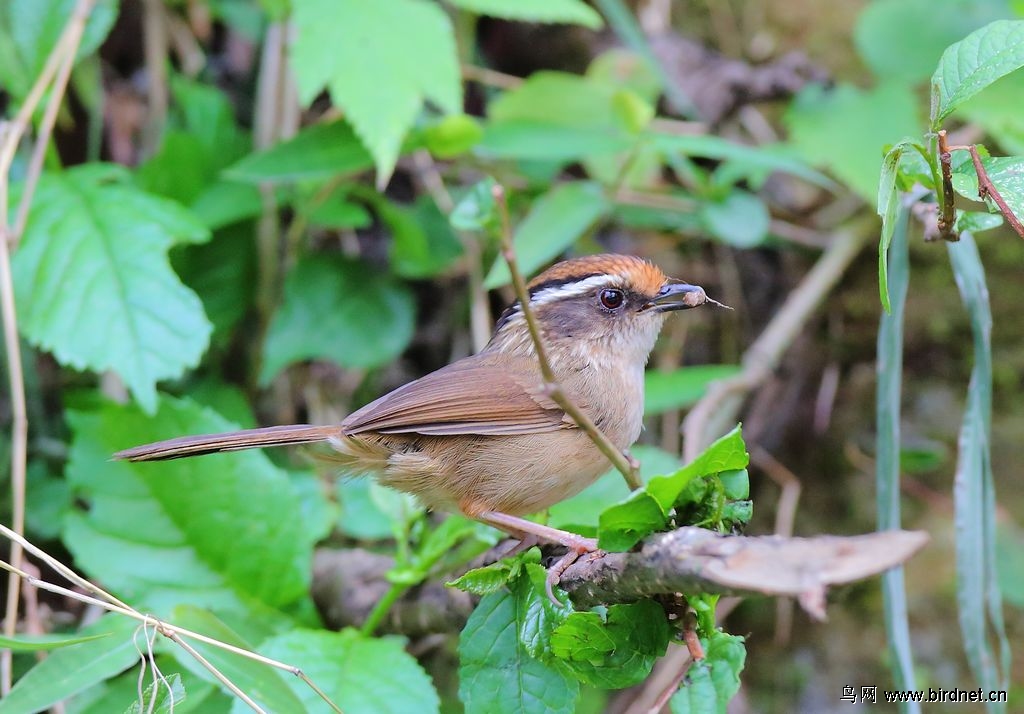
top-left (645, 282), bottom-right (707, 312)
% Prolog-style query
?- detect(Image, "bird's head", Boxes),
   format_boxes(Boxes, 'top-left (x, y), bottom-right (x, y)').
top-left (488, 254), bottom-right (710, 366)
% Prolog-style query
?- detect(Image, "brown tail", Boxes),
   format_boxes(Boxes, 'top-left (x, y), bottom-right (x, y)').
top-left (113, 424), bottom-right (342, 462)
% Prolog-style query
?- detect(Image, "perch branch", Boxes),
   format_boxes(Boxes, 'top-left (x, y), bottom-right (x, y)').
top-left (312, 526), bottom-right (928, 631)
top-left (557, 527), bottom-right (929, 618)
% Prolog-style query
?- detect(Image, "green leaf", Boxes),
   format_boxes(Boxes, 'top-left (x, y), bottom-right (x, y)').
top-left (784, 82), bottom-right (920, 202)
top-left (64, 396), bottom-right (311, 612)
top-left (931, 20), bottom-right (1024, 128)
top-left (484, 182), bottom-right (610, 287)
top-left (445, 0), bottom-right (603, 28)
top-left (947, 233), bottom-right (1011, 702)
top-left (952, 155), bottom-right (1024, 221)
top-left (12, 164), bottom-right (211, 412)
top-left (448, 560), bottom-right (517, 596)
top-left (336, 478), bottom-right (396, 540)
top-left (261, 255), bottom-right (415, 383)
top-left (670, 632), bottom-right (746, 714)
top-left (459, 589), bottom-right (579, 714)
top-left (854, 0), bottom-right (1010, 84)
top-left (124, 673), bottom-right (186, 714)
top-left (699, 190), bottom-right (770, 248)
top-left (379, 196), bottom-right (464, 278)
top-left (550, 600), bottom-right (670, 688)
top-left (480, 72), bottom-right (646, 161)
top-left (957, 70), bottom-right (1024, 155)
top-left (0, 615), bottom-right (139, 714)
top-left (550, 445), bottom-right (680, 531)
top-left (596, 490), bottom-right (667, 552)
top-left (291, 0), bottom-right (461, 184)
top-left (0, 631), bottom-right (111, 652)
top-left (450, 177), bottom-right (499, 233)
top-left (644, 365), bottom-right (741, 415)
top-left (877, 140), bottom-right (918, 312)
top-left (190, 181), bottom-right (265, 230)
top-left (225, 121), bottom-right (374, 183)
top-left (647, 424), bottom-right (749, 511)
top-left (252, 629), bottom-right (439, 714)
top-left (956, 210), bottom-right (1004, 233)
top-left (0, 0), bottom-right (118, 100)
top-left (161, 607), bottom-right (306, 714)
top-left (423, 114), bottom-right (484, 158)
top-left (649, 133), bottom-right (836, 191)
top-left (173, 223), bottom-right (257, 345)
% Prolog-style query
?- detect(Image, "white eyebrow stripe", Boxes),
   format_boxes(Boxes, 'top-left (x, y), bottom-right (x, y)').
top-left (529, 275), bottom-right (621, 306)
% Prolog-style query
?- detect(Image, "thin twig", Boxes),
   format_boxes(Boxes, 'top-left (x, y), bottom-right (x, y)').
top-left (936, 130), bottom-right (959, 242)
top-left (946, 141), bottom-right (1024, 240)
top-left (491, 183), bottom-right (642, 490)
top-left (0, 0), bottom-right (94, 695)
top-left (141, 0), bottom-right (170, 158)
top-left (460, 64), bottom-right (522, 90)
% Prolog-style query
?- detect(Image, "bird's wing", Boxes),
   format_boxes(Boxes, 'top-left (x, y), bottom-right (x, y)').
top-left (342, 353), bottom-right (579, 436)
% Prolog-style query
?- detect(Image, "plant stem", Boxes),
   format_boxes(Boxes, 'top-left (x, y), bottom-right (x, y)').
top-left (491, 183), bottom-right (642, 491)
top-left (360, 583), bottom-right (409, 636)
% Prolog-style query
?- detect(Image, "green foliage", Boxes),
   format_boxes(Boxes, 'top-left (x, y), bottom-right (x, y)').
top-left (261, 255), bottom-right (416, 383)
top-left (0, 631), bottom-right (112, 652)
top-left (12, 164), bottom-right (211, 412)
top-left (669, 631), bottom-right (746, 714)
top-left (255, 629), bottom-right (440, 714)
top-left (64, 396), bottom-right (313, 613)
top-left (930, 20), bottom-right (1024, 128)
top-left (952, 156), bottom-right (1024, 218)
top-left (459, 579), bottom-right (579, 714)
top-left (0, 615), bottom-right (139, 714)
top-left (598, 425), bottom-right (749, 551)
top-left (290, 0), bottom-right (460, 184)
top-left (225, 121), bottom-right (374, 184)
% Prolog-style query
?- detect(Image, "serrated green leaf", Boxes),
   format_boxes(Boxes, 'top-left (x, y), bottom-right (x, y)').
top-left (718, 469), bottom-right (749, 500)
top-left (647, 425), bottom-right (749, 511)
top-left (189, 181), bottom-right (265, 230)
top-left (291, 0), bottom-right (460, 184)
top-left (484, 182), bottom-right (610, 287)
top-left (516, 565), bottom-right (570, 659)
top-left (167, 606), bottom-right (307, 714)
top-left (957, 70), bottom-right (1024, 155)
top-left (644, 366), bottom-right (741, 415)
top-left (459, 588), bottom-right (579, 714)
top-left (952, 155), bottom-right (1024, 222)
top-left (931, 20), bottom-right (1024, 128)
top-left (550, 600), bottom-right (670, 688)
top-left (261, 255), bottom-right (415, 383)
top-left (225, 120), bottom-right (375, 183)
top-left (854, 0), bottom-right (1009, 84)
top-left (446, 0), bottom-right (603, 28)
top-left (249, 629), bottom-right (439, 714)
top-left (784, 82), bottom-right (920, 202)
top-left (450, 177), bottom-right (499, 233)
top-left (0, 631), bottom-right (111, 652)
top-left (12, 164), bottom-right (211, 412)
top-left (596, 490), bottom-right (668, 552)
top-left (670, 632), bottom-right (746, 714)
top-left (699, 190), bottom-right (770, 248)
top-left (0, 615), bottom-right (139, 714)
top-left (64, 396), bottom-right (311, 612)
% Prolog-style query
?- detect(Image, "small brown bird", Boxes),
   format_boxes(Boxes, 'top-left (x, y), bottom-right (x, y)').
top-left (116, 254), bottom-right (712, 588)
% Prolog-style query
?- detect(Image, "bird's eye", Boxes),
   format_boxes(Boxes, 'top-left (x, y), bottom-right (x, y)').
top-left (599, 288), bottom-right (625, 310)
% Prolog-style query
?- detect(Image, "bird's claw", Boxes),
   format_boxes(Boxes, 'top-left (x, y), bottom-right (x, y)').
top-left (544, 542), bottom-right (602, 606)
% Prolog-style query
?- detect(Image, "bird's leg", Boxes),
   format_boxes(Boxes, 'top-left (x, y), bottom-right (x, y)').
top-left (475, 510), bottom-right (601, 605)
